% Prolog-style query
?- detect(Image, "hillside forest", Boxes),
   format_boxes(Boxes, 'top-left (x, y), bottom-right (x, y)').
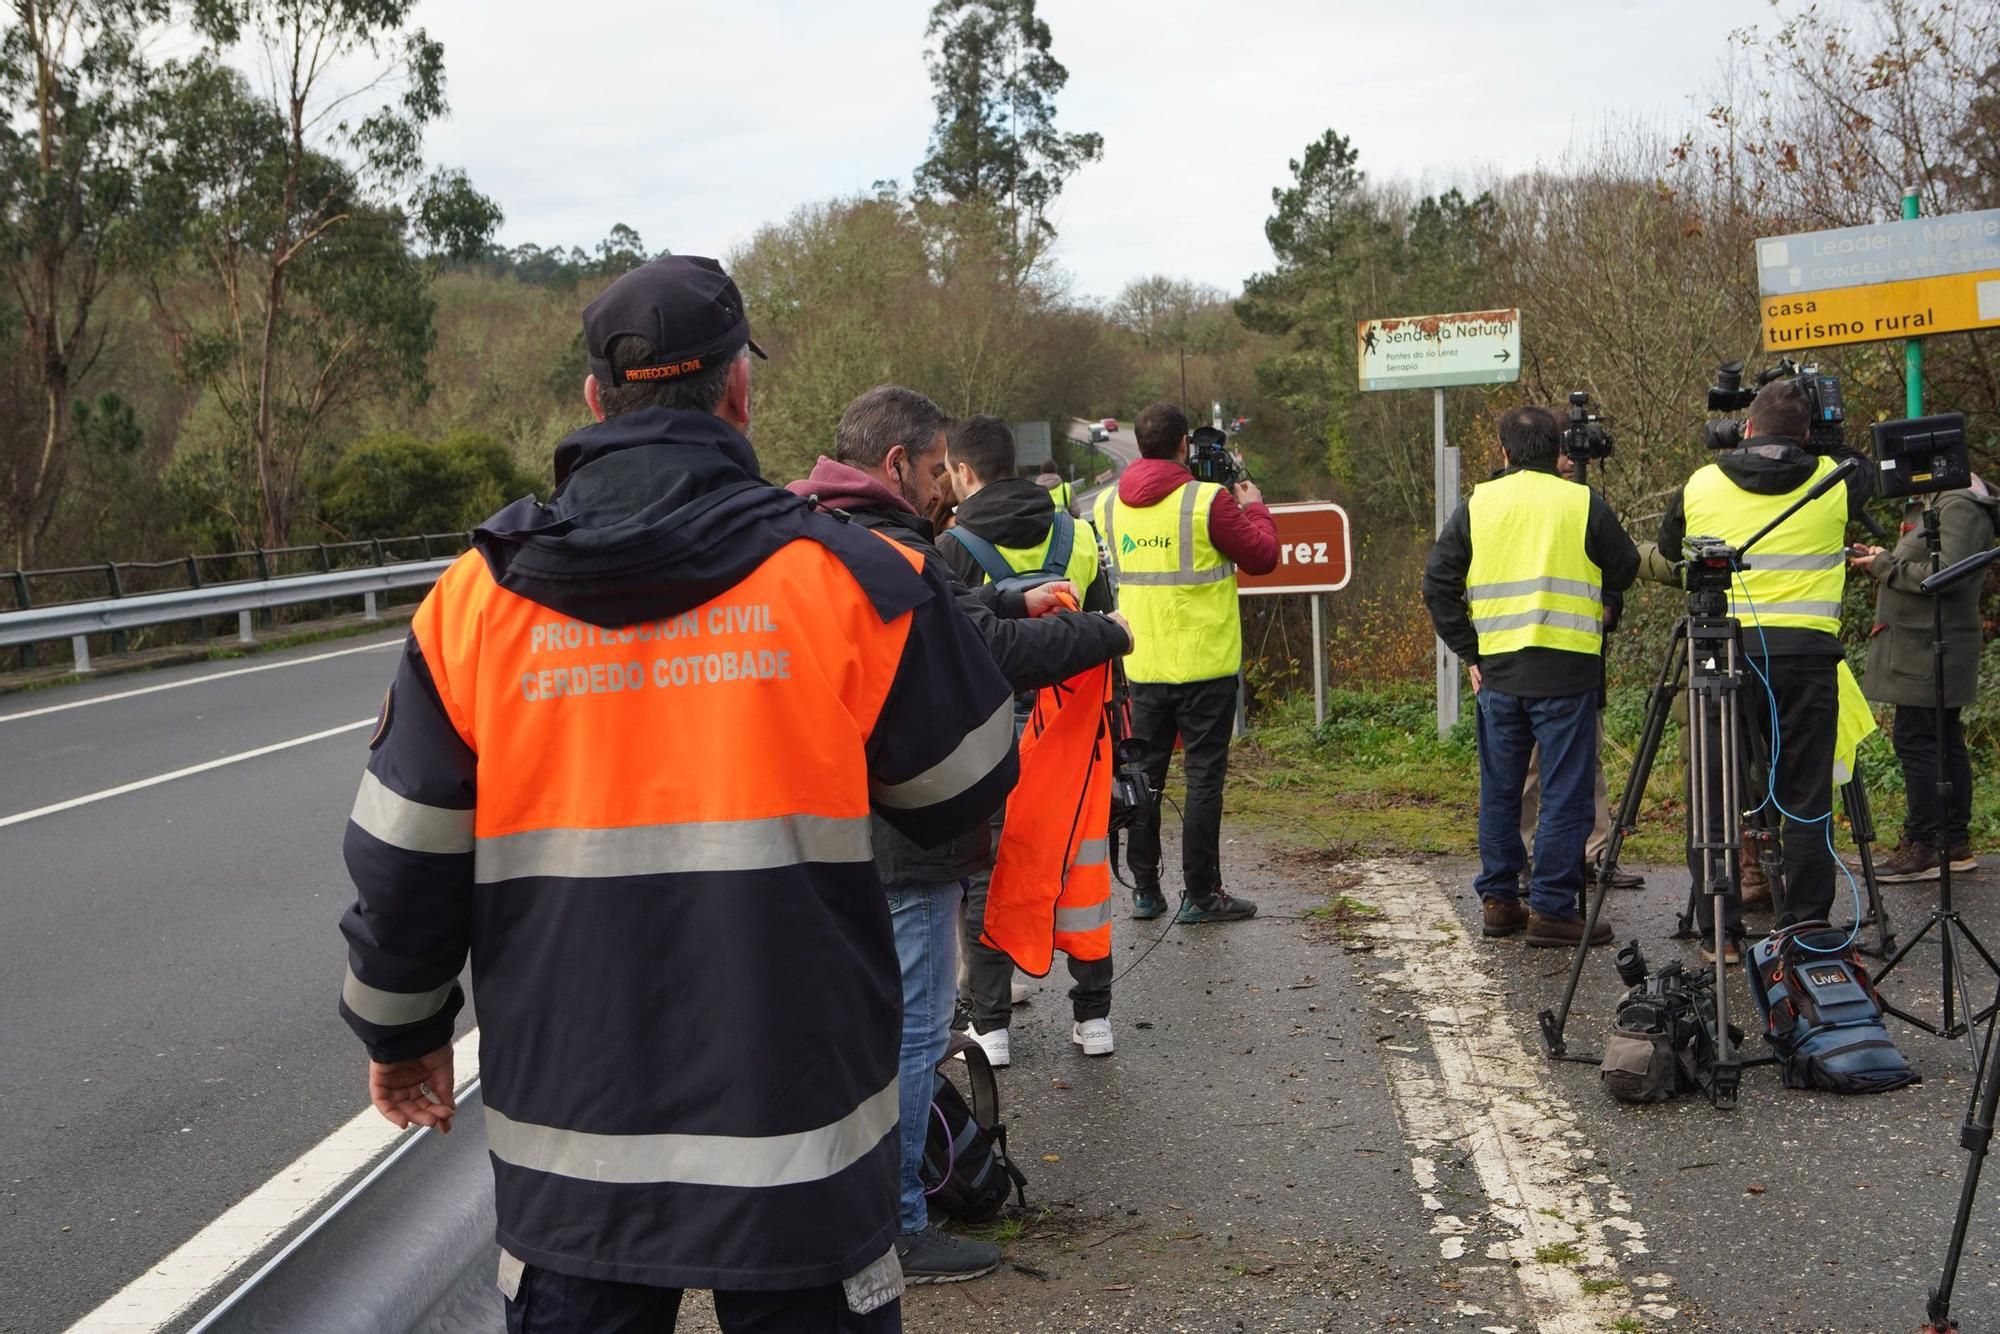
top-left (4, 0), bottom-right (2000, 697)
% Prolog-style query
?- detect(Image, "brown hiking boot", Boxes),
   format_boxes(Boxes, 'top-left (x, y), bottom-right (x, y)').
top-left (1482, 899), bottom-right (1528, 937)
top-left (1524, 911), bottom-right (1613, 948)
top-left (1878, 839), bottom-right (1941, 884)
top-left (1700, 938), bottom-right (1744, 966)
top-left (1738, 829), bottom-right (1773, 912)
top-left (1949, 843), bottom-right (1980, 874)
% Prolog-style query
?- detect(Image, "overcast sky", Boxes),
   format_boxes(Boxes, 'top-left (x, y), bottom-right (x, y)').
top-left (412, 0), bottom-right (1763, 304)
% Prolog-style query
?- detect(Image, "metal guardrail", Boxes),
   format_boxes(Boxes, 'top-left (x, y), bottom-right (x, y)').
top-left (4, 533), bottom-right (472, 670)
top-left (0, 558), bottom-right (453, 673)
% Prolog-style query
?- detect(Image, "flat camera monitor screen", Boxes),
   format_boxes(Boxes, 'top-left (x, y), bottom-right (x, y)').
top-left (1872, 413), bottom-right (1970, 499)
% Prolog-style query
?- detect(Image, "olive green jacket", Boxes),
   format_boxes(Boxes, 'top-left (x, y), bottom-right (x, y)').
top-left (1861, 487), bottom-right (1998, 709)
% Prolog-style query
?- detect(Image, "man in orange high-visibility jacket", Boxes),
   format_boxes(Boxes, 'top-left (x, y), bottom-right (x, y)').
top-left (337, 256), bottom-right (1016, 1334)
top-left (939, 415), bottom-right (1117, 1063)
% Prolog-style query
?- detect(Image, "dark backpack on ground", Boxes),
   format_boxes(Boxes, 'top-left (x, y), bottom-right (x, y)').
top-left (1600, 965), bottom-right (1721, 1103)
top-left (1746, 921), bottom-right (1919, 1094)
top-left (921, 1033), bottom-right (1028, 1222)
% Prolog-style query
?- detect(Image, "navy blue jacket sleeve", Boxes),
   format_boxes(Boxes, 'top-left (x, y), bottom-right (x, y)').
top-left (865, 564), bottom-right (1020, 847)
top-left (338, 634), bottom-right (475, 1063)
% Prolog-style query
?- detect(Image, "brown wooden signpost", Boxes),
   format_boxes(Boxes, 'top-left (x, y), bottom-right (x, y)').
top-left (1238, 501), bottom-right (1353, 726)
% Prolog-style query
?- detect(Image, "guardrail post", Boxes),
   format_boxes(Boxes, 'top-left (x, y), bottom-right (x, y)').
top-left (371, 538), bottom-right (385, 566)
top-left (11, 571), bottom-right (33, 670)
top-left (363, 591), bottom-right (378, 620)
top-left (238, 610), bottom-right (255, 645)
top-left (419, 534), bottom-right (431, 560)
top-left (71, 634), bottom-right (92, 673)
top-left (105, 564), bottom-right (129, 655)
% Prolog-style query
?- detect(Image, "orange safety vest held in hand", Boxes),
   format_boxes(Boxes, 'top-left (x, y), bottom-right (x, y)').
top-left (982, 613), bottom-right (1114, 973)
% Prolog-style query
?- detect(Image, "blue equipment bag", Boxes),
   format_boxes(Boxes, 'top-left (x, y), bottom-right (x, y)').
top-left (1746, 921), bottom-right (1919, 1094)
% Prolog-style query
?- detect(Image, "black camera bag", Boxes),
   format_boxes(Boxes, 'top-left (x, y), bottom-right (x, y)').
top-left (921, 1033), bottom-right (1028, 1223)
top-left (1600, 980), bottom-right (1714, 1104)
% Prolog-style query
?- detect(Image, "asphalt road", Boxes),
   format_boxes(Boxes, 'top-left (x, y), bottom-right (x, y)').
top-left (11, 519), bottom-right (2000, 1333)
top-left (0, 633), bottom-right (465, 1334)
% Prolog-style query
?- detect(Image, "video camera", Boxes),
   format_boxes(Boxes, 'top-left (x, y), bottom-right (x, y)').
top-left (1188, 426), bottom-right (1244, 488)
top-left (1563, 391), bottom-right (1614, 463)
top-left (1704, 358), bottom-right (1846, 454)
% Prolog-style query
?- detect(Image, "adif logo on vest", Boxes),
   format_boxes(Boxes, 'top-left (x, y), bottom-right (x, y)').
top-left (1120, 533), bottom-right (1171, 554)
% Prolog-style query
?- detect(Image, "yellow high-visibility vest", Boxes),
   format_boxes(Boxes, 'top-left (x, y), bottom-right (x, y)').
top-left (1095, 482), bottom-right (1239, 683)
top-left (1682, 455), bottom-right (1846, 635)
top-left (1464, 469), bottom-right (1603, 657)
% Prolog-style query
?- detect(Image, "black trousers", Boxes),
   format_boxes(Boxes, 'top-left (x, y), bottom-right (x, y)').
top-left (962, 864), bottom-right (1113, 1027)
top-left (1126, 676), bottom-right (1237, 900)
top-left (505, 1264), bottom-right (900, 1333)
top-left (1894, 704), bottom-right (1973, 849)
top-left (1691, 654), bottom-right (1838, 938)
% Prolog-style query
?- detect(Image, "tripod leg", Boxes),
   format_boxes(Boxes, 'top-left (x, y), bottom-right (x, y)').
top-left (1925, 973), bottom-right (2000, 1332)
top-left (1540, 622), bottom-right (1686, 1059)
top-left (1843, 764), bottom-right (1896, 958)
top-left (1707, 638), bottom-right (1744, 1110)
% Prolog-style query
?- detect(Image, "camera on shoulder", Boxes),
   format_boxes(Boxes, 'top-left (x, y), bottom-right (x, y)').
top-left (1703, 357), bottom-right (1846, 453)
top-left (1188, 426), bottom-right (1243, 488)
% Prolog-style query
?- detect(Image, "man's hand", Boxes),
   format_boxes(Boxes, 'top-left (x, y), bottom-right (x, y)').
top-left (1023, 581), bottom-right (1080, 616)
top-left (369, 1045), bottom-right (456, 1133)
top-left (1848, 544), bottom-right (1885, 573)
top-left (1233, 479), bottom-right (1264, 508)
top-left (1467, 664), bottom-right (1484, 695)
top-left (1106, 610), bottom-right (1134, 654)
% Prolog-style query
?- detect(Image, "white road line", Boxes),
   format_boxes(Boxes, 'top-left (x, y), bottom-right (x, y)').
top-left (0, 719), bottom-right (373, 828)
top-left (1347, 860), bottom-right (1680, 1332)
top-left (64, 1028), bottom-right (482, 1334)
top-left (0, 638), bottom-right (399, 724)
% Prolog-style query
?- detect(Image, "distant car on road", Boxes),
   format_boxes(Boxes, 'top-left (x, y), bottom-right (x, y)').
top-left (1100, 417), bottom-right (1118, 434)
top-left (1088, 424), bottom-right (1109, 443)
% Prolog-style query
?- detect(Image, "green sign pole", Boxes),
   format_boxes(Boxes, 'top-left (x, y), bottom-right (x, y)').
top-left (1904, 186), bottom-right (1924, 416)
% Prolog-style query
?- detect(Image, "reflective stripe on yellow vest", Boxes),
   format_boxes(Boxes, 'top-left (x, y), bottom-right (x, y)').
top-left (1464, 469), bottom-right (1602, 657)
top-left (1095, 481), bottom-right (1239, 684)
top-left (1682, 455), bottom-right (1846, 634)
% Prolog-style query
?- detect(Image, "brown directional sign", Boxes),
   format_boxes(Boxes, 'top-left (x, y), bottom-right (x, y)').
top-left (1238, 502), bottom-right (1352, 596)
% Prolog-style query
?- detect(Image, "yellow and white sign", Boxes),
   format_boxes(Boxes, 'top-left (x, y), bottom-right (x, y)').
top-left (1760, 269), bottom-right (2000, 352)
top-left (1357, 308), bottom-right (1521, 392)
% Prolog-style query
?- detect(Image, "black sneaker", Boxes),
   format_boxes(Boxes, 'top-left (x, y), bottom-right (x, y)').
top-left (897, 1225), bottom-right (999, 1284)
top-left (1176, 892), bottom-right (1257, 924)
top-left (1131, 885), bottom-right (1169, 920)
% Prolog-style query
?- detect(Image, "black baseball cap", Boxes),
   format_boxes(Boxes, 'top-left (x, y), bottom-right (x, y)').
top-left (583, 255), bottom-right (767, 386)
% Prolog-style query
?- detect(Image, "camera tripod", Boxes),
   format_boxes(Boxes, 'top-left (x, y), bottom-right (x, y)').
top-left (1538, 460), bottom-right (1869, 1108)
top-left (1869, 501), bottom-right (2000, 1065)
top-left (1916, 518), bottom-right (2000, 1331)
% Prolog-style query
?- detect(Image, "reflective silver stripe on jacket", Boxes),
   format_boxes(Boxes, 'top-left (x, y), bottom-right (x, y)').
top-left (483, 1078), bottom-right (899, 1188)
top-left (1741, 552), bottom-right (1844, 571)
top-left (350, 770), bottom-right (474, 855)
top-left (475, 813), bottom-right (873, 884)
top-left (870, 699), bottom-right (1013, 810)
top-left (1054, 900), bottom-right (1113, 934)
top-left (1074, 838), bottom-right (1108, 867)
top-left (1468, 608), bottom-right (1603, 636)
top-left (1729, 599), bottom-right (1843, 621)
top-left (341, 966), bottom-right (454, 1027)
top-left (1464, 575), bottom-right (1602, 603)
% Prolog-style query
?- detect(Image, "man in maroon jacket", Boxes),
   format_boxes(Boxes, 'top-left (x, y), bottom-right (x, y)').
top-left (1095, 402), bottom-right (1279, 923)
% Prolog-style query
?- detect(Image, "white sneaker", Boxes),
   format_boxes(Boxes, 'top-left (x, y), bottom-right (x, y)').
top-left (1010, 970), bottom-right (1035, 1005)
top-left (966, 1025), bottom-right (1010, 1068)
top-left (1071, 1018), bottom-right (1114, 1056)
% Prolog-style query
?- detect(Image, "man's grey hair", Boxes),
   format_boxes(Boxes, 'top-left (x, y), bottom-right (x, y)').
top-left (598, 336), bottom-right (747, 418)
top-left (834, 385), bottom-right (952, 468)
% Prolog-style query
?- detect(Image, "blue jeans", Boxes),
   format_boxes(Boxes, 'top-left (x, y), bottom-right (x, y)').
top-left (1475, 687), bottom-right (1596, 919)
top-left (885, 879), bottom-right (962, 1233)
